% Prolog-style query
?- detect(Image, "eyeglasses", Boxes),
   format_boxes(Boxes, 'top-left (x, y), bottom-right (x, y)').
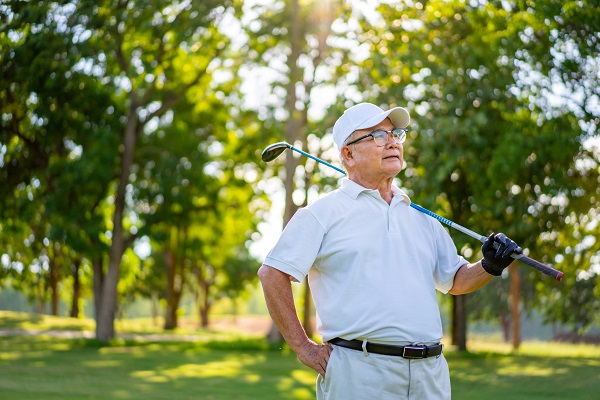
top-left (344, 128), bottom-right (407, 147)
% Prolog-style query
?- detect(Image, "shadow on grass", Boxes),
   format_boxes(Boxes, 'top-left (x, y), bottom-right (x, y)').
top-left (446, 350), bottom-right (600, 400)
top-left (0, 312), bottom-right (44, 329)
top-left (0, 334), bottom-right (315, 400)
top-left (0, 310), bottom-right (92, 332)
top-left (3, 331), bottom-right (599, 400)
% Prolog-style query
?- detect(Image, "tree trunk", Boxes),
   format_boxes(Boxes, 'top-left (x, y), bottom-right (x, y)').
top-left (164, 247), bottom-right (183, 330)
top-left (195, 258), bottom-right (214, 329)
top-left (302, 280), bottom-right (313, 338)
top-left (266, 0), bottom-right (303, 345)
top-left (36, 275), bottom-right (45, 314)
top-left (96, 97), bottom-right (138, 342)
top-left (49, 247), bottom-right (60, 316)
top-left (282, 8), bottom-right (302, 227)
top-left (97, 254), bottom-right (122, 341)
top-left (267, 321), bottom-right (284, 343)
top-left (500, 310), bottom-right (510, 342)
top-left (452, 294), bottom-right (467, 351)
top-left (509, 264), bottom-right (521, 350)
top-left (92, 256), bottom-right (103, 318)
top-left (151, 290), bottom-right (159, 326)
top-left (199, 292), bottom-right (210, 329)
top-left (70, 259), bottom-right (81, 318)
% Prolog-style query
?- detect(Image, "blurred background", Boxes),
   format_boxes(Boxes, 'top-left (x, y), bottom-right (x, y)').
top-left (1, 0), bottom-right (599, 352)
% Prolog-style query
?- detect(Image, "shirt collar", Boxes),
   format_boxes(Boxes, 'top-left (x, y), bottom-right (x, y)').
top-left (340, 178), bottom-right (411, 205)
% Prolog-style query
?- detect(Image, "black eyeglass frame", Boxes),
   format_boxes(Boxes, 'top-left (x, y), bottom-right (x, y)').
top-left (344, 128), bottom-right (408, 147)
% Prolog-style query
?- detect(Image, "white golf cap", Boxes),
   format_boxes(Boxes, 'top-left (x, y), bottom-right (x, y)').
top-left (332, 103), bottom-right (410, 150)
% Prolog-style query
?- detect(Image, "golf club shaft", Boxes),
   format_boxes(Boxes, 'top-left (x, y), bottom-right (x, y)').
top-left (262, 142), bottom-right (564, 281)
top-left (409, 203), bottom-right (563, 281)
top-left (289, 146), bottom-right (347, 175)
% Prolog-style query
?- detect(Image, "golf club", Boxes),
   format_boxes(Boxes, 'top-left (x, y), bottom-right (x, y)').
top-left (261, 141), bottom-right (564, 281)
top-left (262, 142), bottom-right (346, 174)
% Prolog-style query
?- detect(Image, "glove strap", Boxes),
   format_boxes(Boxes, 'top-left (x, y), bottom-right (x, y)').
top-left (481, 258), bottom-right (503, 276)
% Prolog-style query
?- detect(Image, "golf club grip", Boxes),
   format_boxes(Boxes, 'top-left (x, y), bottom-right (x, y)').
top-left (513, 254), bottom-right (564, 281)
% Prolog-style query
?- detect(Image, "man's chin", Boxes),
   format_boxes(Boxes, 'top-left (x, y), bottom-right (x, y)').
top-left (382, 159), bottom-right (403, 172)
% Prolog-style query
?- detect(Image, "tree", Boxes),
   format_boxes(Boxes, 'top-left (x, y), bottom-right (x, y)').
top-left (362, 0), bottom-right (598, 349)
top-left (507, 0), bottom-right (600, 338)
top-left (63, 0), bottom-right (244, 341)
top-left (243, 0), bottom-right (354, 343)
top-left (129, 56), bottom-right (266, 326)
top-left (0, 1), bottom-right (119, 316)
top-left (2, 0), bottom-right (263, 340)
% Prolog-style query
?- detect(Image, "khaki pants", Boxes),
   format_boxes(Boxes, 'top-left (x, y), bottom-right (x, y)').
top-left (316, 344), bottom-right (451, 400)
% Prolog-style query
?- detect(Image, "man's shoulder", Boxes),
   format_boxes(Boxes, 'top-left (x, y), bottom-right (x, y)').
top-left (304, 186), bottom-right (347, 210)
top-left (298, 186), bottom-right (351, 225)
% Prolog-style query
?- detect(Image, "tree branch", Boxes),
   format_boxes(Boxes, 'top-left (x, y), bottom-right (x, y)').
top-left (112, 1), bottom-right (130, 73)
top-left (139, 45), bottom-right (227, 129)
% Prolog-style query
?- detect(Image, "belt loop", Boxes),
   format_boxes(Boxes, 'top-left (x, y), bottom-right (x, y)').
top-left (362, 340), bottom-right (369, 357)
top-left (437, 343), bottom-right (443, 359)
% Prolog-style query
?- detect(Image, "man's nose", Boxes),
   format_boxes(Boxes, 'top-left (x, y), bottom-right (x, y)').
top-left (385, 132), bottom-right (399, 147)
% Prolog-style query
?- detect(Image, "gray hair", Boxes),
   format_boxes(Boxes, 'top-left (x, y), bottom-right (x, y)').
top-left (339, 132), bottom-right (357, 169)
top-left (339, 150), bottom-right (347, 169)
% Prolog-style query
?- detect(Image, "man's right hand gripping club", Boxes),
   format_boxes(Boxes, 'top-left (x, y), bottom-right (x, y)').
top-left (481, 233), bottom-right (522, 276)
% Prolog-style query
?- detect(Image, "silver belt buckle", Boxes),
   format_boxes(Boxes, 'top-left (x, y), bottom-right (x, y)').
top-left (402, 345), bottom-right (427, 359)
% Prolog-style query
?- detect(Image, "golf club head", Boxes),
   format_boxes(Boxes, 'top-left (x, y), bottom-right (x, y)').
top-left (261, 142), bottom-right (292, 162)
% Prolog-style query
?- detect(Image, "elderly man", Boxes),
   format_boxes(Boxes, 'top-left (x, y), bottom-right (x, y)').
top-left (258, 103), bottom-right (521, 399)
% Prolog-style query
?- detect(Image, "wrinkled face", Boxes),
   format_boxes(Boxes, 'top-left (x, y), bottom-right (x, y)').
top-left (342, 118), bottom-right (404, 179)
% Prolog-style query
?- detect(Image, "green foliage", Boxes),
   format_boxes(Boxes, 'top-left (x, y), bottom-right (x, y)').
top-left (242, 0), bottom-right (355, 190)
top-left (1, 0), bottom-right (267, 330)
top-left (1, 0), bottom-right (599, 340)
top-left (362, 0), bottom-right (599, 332)
top-left (0, 0), bottom-right (121, 307)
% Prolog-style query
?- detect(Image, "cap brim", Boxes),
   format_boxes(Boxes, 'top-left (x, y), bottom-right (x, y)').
top-left (355, 107), bottom-right (410, 130)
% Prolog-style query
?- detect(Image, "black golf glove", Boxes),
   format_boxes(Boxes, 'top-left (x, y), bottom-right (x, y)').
top-left (481, 233), bottom-right (523, 276)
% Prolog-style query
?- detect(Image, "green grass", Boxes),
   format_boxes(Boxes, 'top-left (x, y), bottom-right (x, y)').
top-left (0, 335), bottom-right (315, 400)
top-left (447, 339), bottom-right (600, 399)
top-left (1, 311), bottom-right (599, 399)
top-left (0, 310), bottom-right (96, 331)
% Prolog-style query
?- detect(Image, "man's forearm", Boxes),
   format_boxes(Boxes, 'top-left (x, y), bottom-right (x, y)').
top-left (258, 264), bottom-right (332, 376)
top-left (257, 265), bottom-right (310, 352)
top-left (449, 260), bottom-right (493, 295)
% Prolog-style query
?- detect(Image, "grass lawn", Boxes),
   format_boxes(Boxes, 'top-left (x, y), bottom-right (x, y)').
top-left (447, 340), bottom-right (600, 399)
top-left (1, 311), bottom-right (599, 399)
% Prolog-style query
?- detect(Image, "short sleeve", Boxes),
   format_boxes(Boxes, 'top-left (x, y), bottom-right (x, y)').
top-left (263, 208), bottom-right (326, 283)
top-left (432, 222), bottom-right (467, 293)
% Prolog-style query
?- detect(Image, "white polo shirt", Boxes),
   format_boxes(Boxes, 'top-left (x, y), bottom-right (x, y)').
top-left (264, 178), bottom-right (467, 344)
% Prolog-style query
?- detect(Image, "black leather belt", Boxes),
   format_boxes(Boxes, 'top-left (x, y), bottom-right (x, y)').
top-left (329, 338), bottom-right (443, 359)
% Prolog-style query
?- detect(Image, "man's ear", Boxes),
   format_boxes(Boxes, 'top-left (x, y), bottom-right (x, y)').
top-left (341, 145), bottom-right (354, 167)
